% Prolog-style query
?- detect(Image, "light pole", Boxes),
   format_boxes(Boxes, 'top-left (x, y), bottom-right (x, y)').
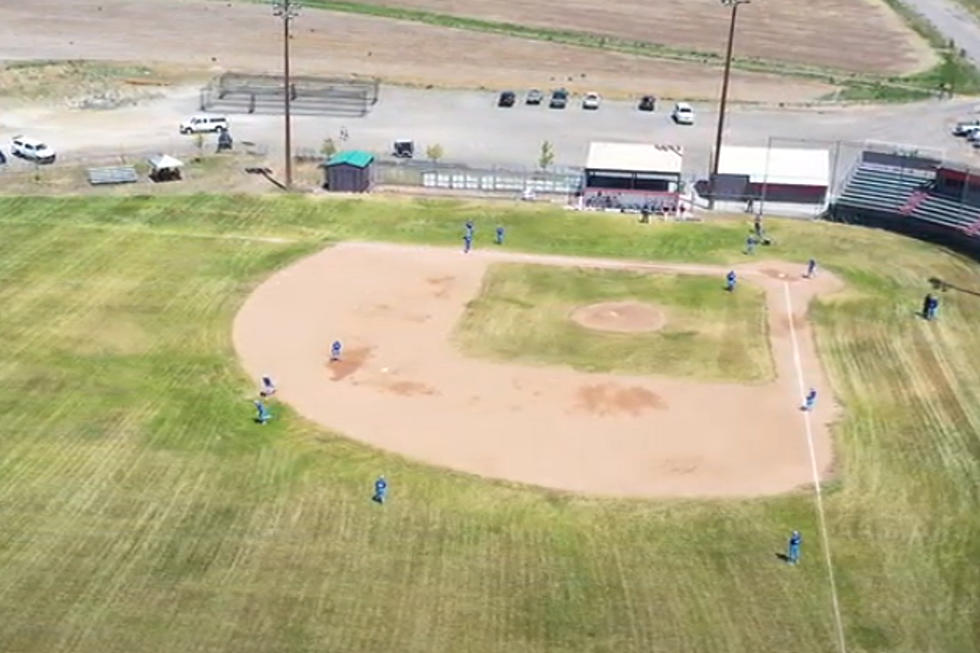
top-left (709, 0), bottom-right (749, 209)
top-left (273, 0), bottom-right (300, 190)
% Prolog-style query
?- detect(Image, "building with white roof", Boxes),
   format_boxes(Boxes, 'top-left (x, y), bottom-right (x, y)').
top-left (711, 146), bottom-right (830, 207)
top-left (583, 142), bottom-right (684, 212)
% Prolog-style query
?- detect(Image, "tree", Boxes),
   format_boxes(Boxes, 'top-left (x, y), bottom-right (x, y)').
top-left (320, 138), bottom-right (337, 158)
top-left (939, 40), bottom-right (959, 98)
top-left (539, 140), bottom-right (555, 170)
top-left (426, 143), bottom-right (444, 164)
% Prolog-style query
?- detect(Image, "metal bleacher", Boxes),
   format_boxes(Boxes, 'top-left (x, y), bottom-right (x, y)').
top-left (910, 193), bottom-right (980, 232)
top-left (87, 165), bottom-right (139, 186)
top-left (835, 163), bottom-right (933, 213)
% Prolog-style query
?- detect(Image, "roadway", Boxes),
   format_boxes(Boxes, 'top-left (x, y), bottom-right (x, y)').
top-left (1, 85), bottom-right (979, 181)
top-left (905, 0), bottom-right (980, 65)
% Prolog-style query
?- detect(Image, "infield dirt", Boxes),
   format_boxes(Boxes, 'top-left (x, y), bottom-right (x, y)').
top-left (234, 242), bottom-right (843, 498)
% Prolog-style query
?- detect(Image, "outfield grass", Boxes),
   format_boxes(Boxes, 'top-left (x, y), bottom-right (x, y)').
top-left (0, 195), bottom-right (977, 652)
top-left (455, 264), bottom-right (772, 382)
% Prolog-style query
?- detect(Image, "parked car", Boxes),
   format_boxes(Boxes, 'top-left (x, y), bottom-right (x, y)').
top-left (11, 136), bottom-right (56, 164)
top-left (549, 88), bottom-right (569, 109)
top-left (953, 120), bottom-right (980, 136)
top-left (638, 95), bottom-right (656, 112)
top-left (526, 89), bottom-right (543, 105)
top-left (498, 91), bottom-right (516, 108)
top-left (671, 102), bottom-right (695, 125)
top-left (179, 114), bottom-right (229, 135)
top-left (393, 139), bottom-right (414, 159)
top-left (582, 92), bottom-right (601, 110)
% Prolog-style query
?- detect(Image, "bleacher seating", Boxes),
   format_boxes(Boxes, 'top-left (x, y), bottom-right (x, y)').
top-left (836, 163), bottom-right (933, 213)
top-left (910, 193), bottom-right (980, 232)
top-left (835, 162), bottom-right (980, 239)
top-left (87, 166), bottom-right (139, 186)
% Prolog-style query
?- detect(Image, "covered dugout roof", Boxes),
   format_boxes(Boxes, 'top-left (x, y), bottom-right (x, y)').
top-left (324, 150), bottom-right (374, 168)
top-left (586, 142), bottom-right (683, 174)
top-left (717, 146), bottom-right (829, 187)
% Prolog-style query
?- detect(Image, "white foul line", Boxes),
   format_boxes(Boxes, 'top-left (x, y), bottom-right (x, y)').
top-left (782, 281), bottom-right (848, 653)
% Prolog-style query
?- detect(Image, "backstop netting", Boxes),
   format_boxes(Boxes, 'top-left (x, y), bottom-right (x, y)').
top-left (200, 73), bottom-right (380, 117)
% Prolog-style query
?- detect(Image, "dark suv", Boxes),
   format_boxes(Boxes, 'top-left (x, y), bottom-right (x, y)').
top-left (638, 95), bottom-right (656, 112)
top-left (498, 91), bottom-right (516, 107)
top-left (549, 88), bottom-right (568, 109)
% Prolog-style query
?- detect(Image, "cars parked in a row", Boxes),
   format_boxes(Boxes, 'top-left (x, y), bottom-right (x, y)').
top-left (951, 119), bottom-right (980, 148)
top-left (495, 89), bottom-right (692, 122)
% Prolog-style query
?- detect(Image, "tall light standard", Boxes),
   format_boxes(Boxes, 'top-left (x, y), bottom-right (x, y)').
top-left (709, 0), bottom-right (749, 209)
top-left (273, 0), bottom-right (300, 190)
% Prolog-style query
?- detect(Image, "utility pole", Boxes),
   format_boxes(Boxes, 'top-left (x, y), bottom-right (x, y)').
top-left (709, 0), bottom-right (749, 209)
top-left (273, 0), bottom-right (300, 190)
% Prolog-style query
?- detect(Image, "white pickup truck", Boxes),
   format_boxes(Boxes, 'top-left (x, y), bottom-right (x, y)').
top-left (11, 135), bottom-right (56, 164)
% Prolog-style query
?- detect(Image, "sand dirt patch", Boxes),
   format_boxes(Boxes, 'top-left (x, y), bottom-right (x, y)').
top-left (575, 383), bottom-right (666, 415)
top-left (234, 245), bottom-right (843, 498)
top-left (570, 301), bottom-right (665, 334)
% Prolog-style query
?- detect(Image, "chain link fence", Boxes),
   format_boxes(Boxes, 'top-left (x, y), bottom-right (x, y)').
top-left (374, 159), bottom-right (582, 197)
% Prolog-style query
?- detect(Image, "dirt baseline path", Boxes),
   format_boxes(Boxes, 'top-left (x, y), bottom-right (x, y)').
top-left (233, 242), bottom-right (842, 498)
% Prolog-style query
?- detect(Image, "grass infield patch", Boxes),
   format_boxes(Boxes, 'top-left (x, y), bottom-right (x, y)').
top-left (455, 264), bottom-right (773, 382)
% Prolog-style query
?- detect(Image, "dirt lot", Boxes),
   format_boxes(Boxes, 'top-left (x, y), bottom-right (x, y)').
top-left (234, 242), bottom-right (841, 498)
top-left (370, 0), bottom-right (936, 75)
top-left (0, 0), bottom-right (833, 102)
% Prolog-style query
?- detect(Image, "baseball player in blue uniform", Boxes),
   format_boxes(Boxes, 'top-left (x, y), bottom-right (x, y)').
top-left (803, 388), bottom-right (817, 411)
top-left (726, 270), bottom-right (737, 291)
top-left (260, 375), bottom-right (276, 397)
top-left (787, 530), bottom-right (802, 565)
top-left (254, 400), bottom-right (271, 424)
top-left (495, 226), bottom-right (505, 245)
top-left (373, 475), bottom-right (388, 504)
top-left (330, 340), bottom-right (343, 361)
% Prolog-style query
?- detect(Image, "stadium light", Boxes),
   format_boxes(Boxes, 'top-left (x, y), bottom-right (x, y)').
top-left (709, 0), bottom-right (750, 210)
top-left (273, 0), bottom-right (301, 190)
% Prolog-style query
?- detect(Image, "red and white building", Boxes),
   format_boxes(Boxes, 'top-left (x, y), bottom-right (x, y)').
top-left (582, 142), bottom-right (684, 213)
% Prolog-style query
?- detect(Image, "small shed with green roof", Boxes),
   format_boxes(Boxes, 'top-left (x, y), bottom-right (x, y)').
top-left (321, 150), bottom-right (375, 192)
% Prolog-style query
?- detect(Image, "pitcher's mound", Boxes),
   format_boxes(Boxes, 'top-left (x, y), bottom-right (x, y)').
top-left (570, 301), bottom-right (666, 333)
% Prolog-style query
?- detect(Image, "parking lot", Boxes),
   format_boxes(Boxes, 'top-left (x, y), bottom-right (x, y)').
top-left (1, 83), bottom-right (978, 183)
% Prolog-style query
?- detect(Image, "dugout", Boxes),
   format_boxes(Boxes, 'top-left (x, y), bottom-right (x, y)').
top-left (711, 146), bottom-right (829, 207)
top-left (321, 150), bottom-right (374, 192)
top-left (583, 142), bottom-right (683, 212)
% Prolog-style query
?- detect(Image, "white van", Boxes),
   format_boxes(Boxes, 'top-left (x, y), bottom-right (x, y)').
top-left (11, 136), bottom-right (56, 163)
top-left (179, 114), bottom-right (229, 135)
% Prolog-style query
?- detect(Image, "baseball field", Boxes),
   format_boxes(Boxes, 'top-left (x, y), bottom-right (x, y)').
top-left (0, 194), bottom-right (978, 651)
